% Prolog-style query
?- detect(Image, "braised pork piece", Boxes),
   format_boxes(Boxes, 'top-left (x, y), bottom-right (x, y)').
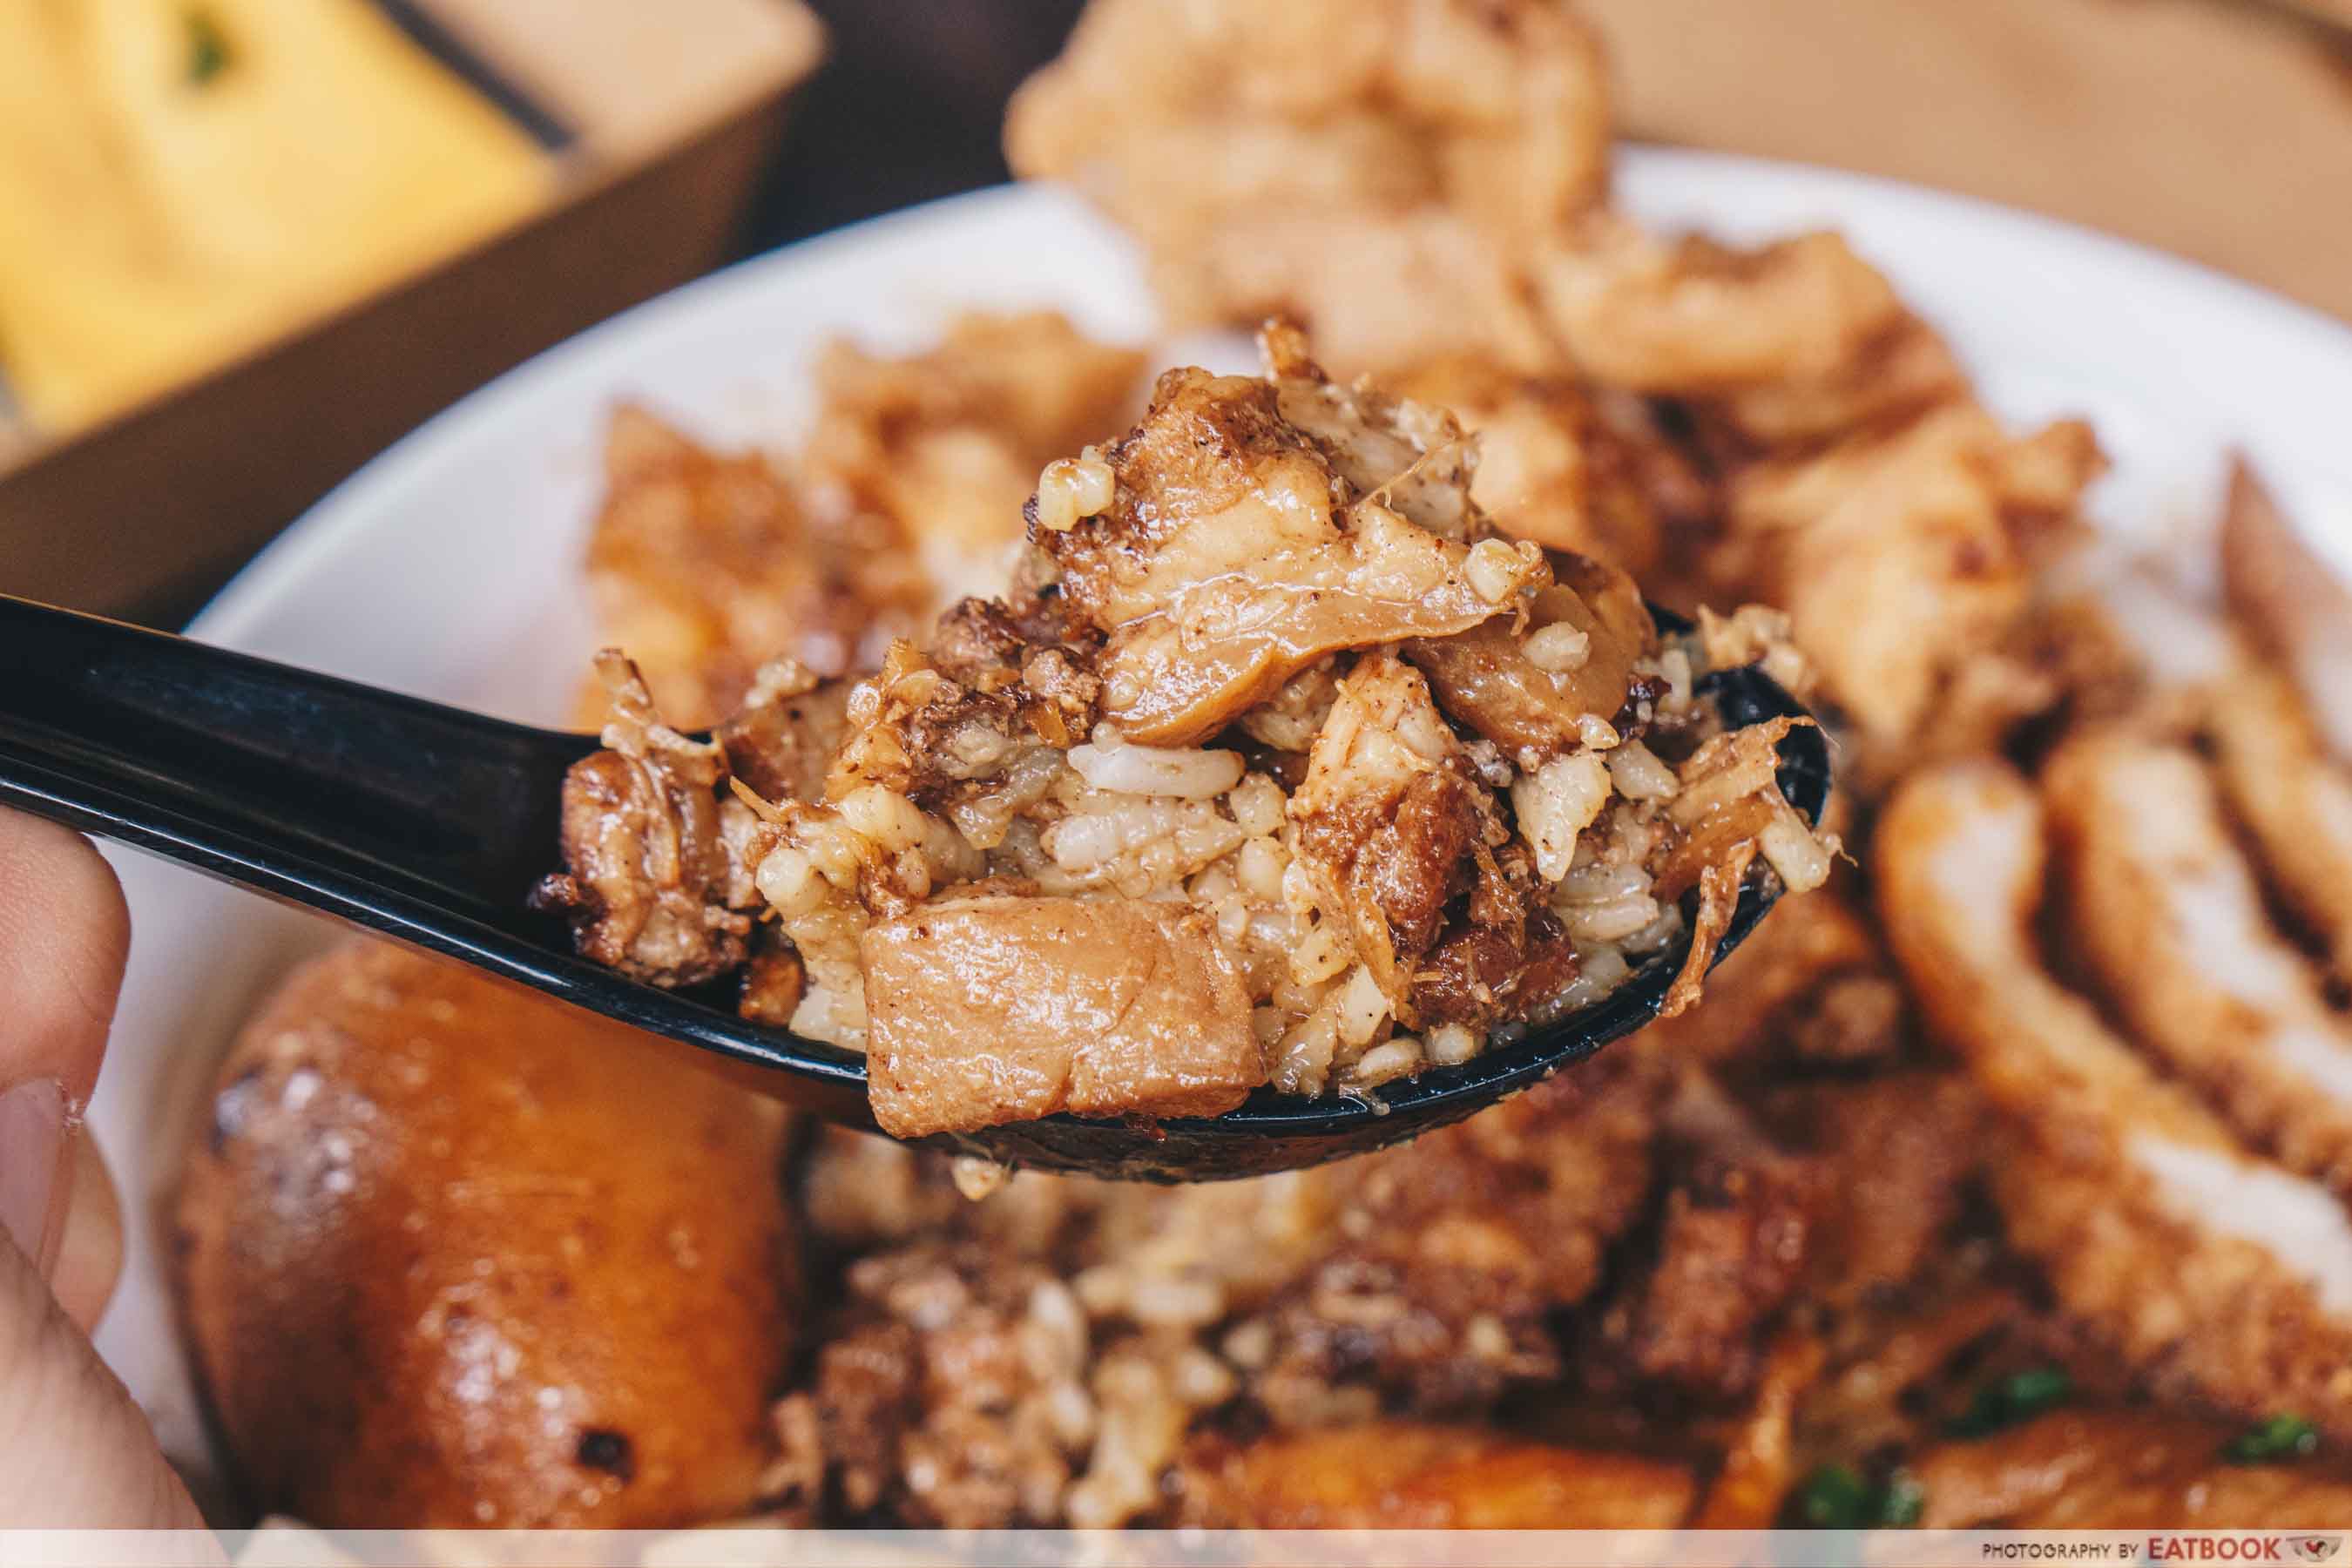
top-left (538, 326), bottom-right (1832, 1138)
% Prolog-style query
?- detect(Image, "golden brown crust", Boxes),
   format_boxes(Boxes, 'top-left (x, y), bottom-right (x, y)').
top-left (1915, 1409), bottom-right (2352, 1528)
top-left (803, 312), bottom-right (1144, 568)
top-left (1537, 226), bottom-right (1904, 396)
top-left (1179, 1421), bottom-right (1696, 1528)
top-left (174, 943), bottom-right (798, 1527)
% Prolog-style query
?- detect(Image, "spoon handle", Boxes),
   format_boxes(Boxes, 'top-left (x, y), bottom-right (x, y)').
top-left (0, 594), bottom-right (585, 936)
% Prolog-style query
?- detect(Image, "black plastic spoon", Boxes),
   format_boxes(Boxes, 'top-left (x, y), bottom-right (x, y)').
top-left (0, 593), bottom-right (1829, 1180)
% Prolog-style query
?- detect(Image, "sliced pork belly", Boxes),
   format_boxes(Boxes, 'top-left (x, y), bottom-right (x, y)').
top-left (1877, 759), bottom-right (2352, 1439)
top-left (2206, 655), bottom-right (2352, 987)
top-left (2046, 730), bottom-right (2352, 1188)
top-left (1035, 327), bottom-right (1544, 746)
top-left (861, 896), bottom-right (1266, 1137)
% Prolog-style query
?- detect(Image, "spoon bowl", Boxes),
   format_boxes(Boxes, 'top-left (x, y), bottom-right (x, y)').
top-left (0, 593), bottom-right (1828, 1179)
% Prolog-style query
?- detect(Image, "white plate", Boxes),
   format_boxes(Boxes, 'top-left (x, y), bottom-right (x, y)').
top-left (85, 149), bottom-right (2352, 1484)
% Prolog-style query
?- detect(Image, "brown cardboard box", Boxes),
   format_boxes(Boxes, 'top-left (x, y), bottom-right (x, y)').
top-left (0, 0), bottom-right (822, 619)
top-left (1581, 0), bottom-right (2352, 321)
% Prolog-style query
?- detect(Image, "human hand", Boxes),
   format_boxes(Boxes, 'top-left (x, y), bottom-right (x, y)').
top-left (0, 810), bottom-right (208, 1529)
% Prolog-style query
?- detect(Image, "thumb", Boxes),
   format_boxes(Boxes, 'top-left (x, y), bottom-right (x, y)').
top-left (0, 810), bottom-right (209, 1533)
top-left (0, 1226), bottom-right (210, 1529)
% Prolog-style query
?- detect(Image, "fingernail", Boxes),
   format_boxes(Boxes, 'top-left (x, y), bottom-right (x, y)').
top-left (0, 1078), bottom-right (69, 1277)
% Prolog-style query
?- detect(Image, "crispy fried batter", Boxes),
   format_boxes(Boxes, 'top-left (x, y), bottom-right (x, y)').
top-left (1537, 223), bottom-right (1903, 396)
top-left (1387, 355), bottom-right (1707, 576)
top-left (1007, 0), bottom-right (1609, 374)
top-left (586, 408), bottom-right (914, 727)
top-left (803, 312), bottom-right (1145, 582)
top-left (1723, 403), bottom-right (2102, 760)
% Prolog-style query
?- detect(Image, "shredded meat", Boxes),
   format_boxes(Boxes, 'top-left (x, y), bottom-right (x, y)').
top-left (715, 672), bottom-right (851, 806)
top-left (1288, 653), bottom-right (1490, 1010)
top-left (1584, 1076), bottom-right (1826, 1402)
top-left (549, 325), bottom-right (1830, 1132)
top-left (823, 634), bottom-right (1097, 812)
top-left (1233, 1047), bottom-right (1666, 1414)
top-left (535, 654), bottom-right (754, 986)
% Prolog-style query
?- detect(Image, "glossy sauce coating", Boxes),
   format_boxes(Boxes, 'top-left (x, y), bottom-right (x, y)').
top-left (175, 942), bottom-right (798, 1527)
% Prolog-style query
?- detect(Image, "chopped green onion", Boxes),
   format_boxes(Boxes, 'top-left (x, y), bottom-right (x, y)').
top-left (1876, 1470), bottom-right (1927, 1528)
top-left (186, 9), bottom-right (232, 85)
top-left (2222, 1414), bottom-right (2321, 1465)
top-left (1943, 1366), bottom-right (2072, 1438)
top-left (1789, 1464), bottom-right (1927, 1530)
top-left (1794, 1463), bottom-right (1870, 1528)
